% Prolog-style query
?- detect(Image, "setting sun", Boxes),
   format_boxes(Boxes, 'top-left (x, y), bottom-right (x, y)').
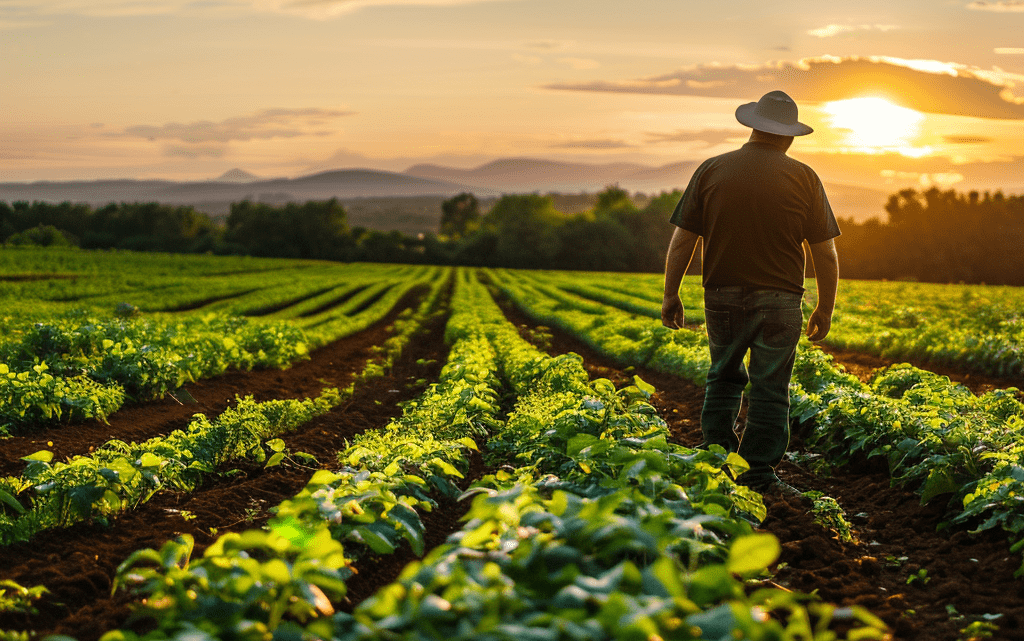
top-left (823, 97), bottom-right (930, 156)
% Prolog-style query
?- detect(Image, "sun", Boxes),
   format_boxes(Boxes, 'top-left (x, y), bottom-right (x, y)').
top-left (823, 97), bottom-right (931, 156)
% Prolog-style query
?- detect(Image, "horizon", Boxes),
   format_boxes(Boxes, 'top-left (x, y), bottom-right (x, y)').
top-left (3, 1), bottom-right (1024, 198)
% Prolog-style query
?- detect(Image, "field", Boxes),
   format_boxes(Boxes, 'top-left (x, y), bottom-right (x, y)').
top-left (2, 247), bottom-right (1024, 641)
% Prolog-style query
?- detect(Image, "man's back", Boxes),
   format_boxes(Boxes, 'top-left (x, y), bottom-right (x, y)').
top-left (670, 139), bottom-right (839, 294)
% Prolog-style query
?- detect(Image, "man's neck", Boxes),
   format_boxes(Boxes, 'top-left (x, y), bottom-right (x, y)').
top-left (748, 130), bottom-right (794, 153)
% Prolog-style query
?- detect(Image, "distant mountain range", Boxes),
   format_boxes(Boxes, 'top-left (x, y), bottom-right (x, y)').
top-left (0, 158), bottom-right (888, 222)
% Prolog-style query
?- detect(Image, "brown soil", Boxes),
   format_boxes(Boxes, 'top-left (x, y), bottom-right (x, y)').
top-left (0, 294), bottom-right (485, 640)
top-left (498, 298), bottom-right (1024, 641)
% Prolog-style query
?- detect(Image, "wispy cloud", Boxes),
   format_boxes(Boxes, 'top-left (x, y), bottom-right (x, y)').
top-left (967, 1), bottom-right (1024, 11)
top-left (525, 40), bottom-right (574, 51)
top-left (0, 0), bottom-right (516, 20)
top-left (807, 24), bottom-right (898, 38)
top-left (163, 144), bottom-right (227, 158)
top-left (943, 135), bottom-right (993, 144)
top-left (646, 129), bottom-right (744, 146)
top-left (546, 56), bottom-right (1024, 120)
top-left (549, 138), bottom-right (635, 149)
top-left (995, 47), bottom-right (1024, 54)
top-left (559, 57), bottom-right (600, 70)
top-left (122, 108), bottom-right (354, 143)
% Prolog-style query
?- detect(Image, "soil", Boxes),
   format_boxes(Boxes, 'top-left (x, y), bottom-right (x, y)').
top-left (4, 285), bottom-right (1024, 641)
top-left (497, 298), bottom-right (1024, 641)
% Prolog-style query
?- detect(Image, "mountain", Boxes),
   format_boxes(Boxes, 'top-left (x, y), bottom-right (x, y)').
top-left (0, 168), bottom-right (488, 209)
top-left (0, 160), bottom-right (890, 223)
top-left (215, 168), bottom-right (260, 183)
top-left (405, 157), bottom-right (657, 193)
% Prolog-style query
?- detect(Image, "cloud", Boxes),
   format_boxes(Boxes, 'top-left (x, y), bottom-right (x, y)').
top-left (123, 108), bottom-right (354, 143)
top-left (549, 139), bottom-right (635, 150)
top-left (163, 144), bottom-right (227, 158)
top-left (807, 24), bottom-right (898, 38)
top-left (995, 48), bottom-right (1024, 54)
top-left (526, 40), bottom-right (574, 51)
top-left (512, 53), bottom-right (543, 65)
top-left (943, 135), bottom-right (993, 144)
top-left (967, 1), bottom-right (1024, 11)
top-left (545, 56), bottom-right (1024, 120)
top-left (0, 0), bottom-right (516, 20)
top-left (0, 18), bottom-right (51, 29)
top-left (559, 57), bottom-right (600, 70)
top-left (646, 129), bottom-right (744, 146)
top-left (253, 0), bottom-right (516, 19)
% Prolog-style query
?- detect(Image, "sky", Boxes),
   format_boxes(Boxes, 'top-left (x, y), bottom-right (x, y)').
top-left (3, 0), bottom-right (1024, 197)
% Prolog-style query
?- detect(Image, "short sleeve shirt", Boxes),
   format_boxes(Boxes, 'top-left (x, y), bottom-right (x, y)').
top-left (669, 141), bottom-right (840, 294)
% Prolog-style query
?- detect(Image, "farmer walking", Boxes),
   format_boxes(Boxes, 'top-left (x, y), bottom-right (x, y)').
top-left (661, 90), bottom-right (840, 494)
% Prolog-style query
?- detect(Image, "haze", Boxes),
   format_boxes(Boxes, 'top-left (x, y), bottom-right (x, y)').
top-left (3, 0), bottom-right (1024, 198)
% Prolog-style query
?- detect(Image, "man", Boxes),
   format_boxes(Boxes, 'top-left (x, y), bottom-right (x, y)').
top-left (661, 90), bottom-right (840, 494)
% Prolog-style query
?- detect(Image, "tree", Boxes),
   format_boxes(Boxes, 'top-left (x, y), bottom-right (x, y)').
top-left (439, 193), bottom-right (480, 239)
top-left (482, 194), bottom-right (562, 268)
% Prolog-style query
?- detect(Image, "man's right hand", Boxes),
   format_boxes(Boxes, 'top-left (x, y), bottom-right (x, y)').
top-left (662, 295), bottom-right (685, 329)
top-left (806, 306), bottom-right (832, 341)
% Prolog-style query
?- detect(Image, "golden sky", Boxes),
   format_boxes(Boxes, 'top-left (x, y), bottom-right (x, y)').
top-left (2, 0), bottom-right (1024, 195)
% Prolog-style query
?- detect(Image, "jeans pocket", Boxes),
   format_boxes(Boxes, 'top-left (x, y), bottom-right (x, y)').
top-left (704, 308), bottom-right (731, 346)
top-left (761, 308), bottom-right (803, 349)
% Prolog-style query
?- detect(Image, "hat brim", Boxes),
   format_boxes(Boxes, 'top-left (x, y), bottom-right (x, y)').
top-left (735, 102), bottom-right (814, 136)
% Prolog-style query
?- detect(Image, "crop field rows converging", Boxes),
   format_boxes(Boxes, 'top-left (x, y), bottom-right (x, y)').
top-left (2, 248), bottom-right (1024, 640)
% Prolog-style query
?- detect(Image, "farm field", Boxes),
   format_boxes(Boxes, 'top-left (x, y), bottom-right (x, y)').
top-left (1, 248), bottom-right (1024, 640)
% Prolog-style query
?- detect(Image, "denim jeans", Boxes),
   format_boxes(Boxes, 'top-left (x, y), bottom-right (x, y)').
top-left (701, 286), bottom-right (804, 488)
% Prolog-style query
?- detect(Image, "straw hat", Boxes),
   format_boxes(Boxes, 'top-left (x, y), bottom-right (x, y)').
top-left (735, 90), bottom-right (813, 136)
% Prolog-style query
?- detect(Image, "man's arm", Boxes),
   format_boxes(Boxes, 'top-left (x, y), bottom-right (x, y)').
top-left (806, 238), bottom-right (838, 341)
top-left (662, 227), bottom-right (701, 329)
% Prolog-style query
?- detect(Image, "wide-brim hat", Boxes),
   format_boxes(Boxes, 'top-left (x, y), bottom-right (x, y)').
top-left (735, 90), bottom-right (813, 136)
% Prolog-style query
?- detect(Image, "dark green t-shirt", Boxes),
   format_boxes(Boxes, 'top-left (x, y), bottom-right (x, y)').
top-left (669, 141), bottom-right (840, 294)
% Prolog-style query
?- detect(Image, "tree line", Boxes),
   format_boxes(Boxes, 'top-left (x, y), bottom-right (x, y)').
top-left (2, 185), bottom-right (1022, 285)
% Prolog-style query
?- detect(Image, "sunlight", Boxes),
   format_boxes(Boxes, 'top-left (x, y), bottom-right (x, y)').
top-left (823, 97), bottom-right (931, 156)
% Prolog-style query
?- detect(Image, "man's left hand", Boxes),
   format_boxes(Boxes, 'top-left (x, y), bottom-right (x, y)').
top-left (662, 295), bottom-right (685, 329)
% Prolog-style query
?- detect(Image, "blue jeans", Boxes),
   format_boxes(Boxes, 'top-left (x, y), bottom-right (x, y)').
top-left (701, 286), bottom-right (803, 488)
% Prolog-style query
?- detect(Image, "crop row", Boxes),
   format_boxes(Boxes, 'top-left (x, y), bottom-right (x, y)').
top-left (85, 268), bottom-right (885, 641)
top-left (489, 268), bottom-right (1024, 575)
top-left (523, 269), bottom-right (1024, 378)
top-left (0, 266), bottom-right (446, 437)
top-left (0, 271), bottom-right (451, 553)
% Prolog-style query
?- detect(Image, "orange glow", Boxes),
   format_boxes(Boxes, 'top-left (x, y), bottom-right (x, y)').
top-left (823, 97), bottom-right (932, 156)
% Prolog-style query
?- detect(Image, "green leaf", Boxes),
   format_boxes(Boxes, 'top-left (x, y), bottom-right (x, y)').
top-left (21, 450), bottom-right (53, 463)
top-left (727, 533), bottom-right (780, 575)
top-left (352, 525), bottom-right (397, 554)
top-left (920, 468), bottom-right (959, 504)
top-left (267, 438), bottom-right (287, 453)
top-left (687, 604), bottom-right (737, 641)
top-left (265, 452), bottom-right (286, 468)
top-left (388, 504), bottom-right (425, 556)
top-left (138, 452), bottom-right (163, 468)
top-left (0, 488), bottom-right (26, 514)
top-left (632, 375), bottom-right (656, 396)
top-left (68, 485), bottom-right (106, 513)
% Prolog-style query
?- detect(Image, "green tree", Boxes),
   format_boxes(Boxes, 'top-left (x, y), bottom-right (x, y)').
top-left (482, 194), bottom-right (562, 268)
top-left (6, 224), bottom-right (76, 247)
top-left (439, 192), bottom-right (480, 239)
